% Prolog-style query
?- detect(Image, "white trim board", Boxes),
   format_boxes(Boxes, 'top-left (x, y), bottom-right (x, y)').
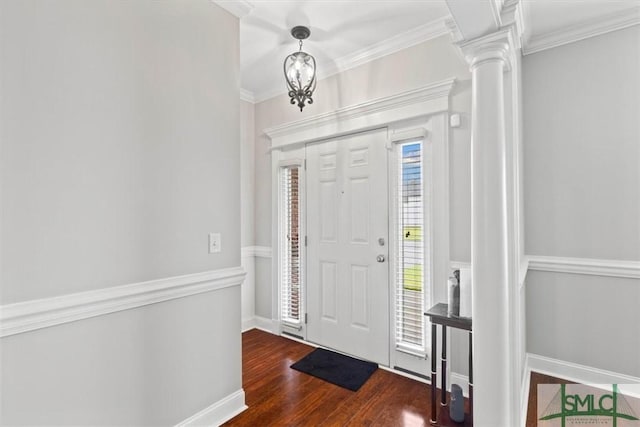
top-left (1, 267), bottom-right (246, 338)
top-left (450, 260), bottom-right (471, 270)
top-left (241, 246), bottom-right (273, 258)
top-left (528, 255), bottom-right (640, 279)
top-left (524, 353), bottom-right (640, 397)
top-left (450, 372), bottom-right (470, 397)
top-left (241, 317), bottom-right (256, 333)
top-left (521, 353), bottom-right (640, 426)
top-left (526, 353), bottom-right (640, 386)
top-left (264, 78), bottom-right (456, 149)
top-left (523, 8), bottom-right (640, 55)
top-left (240, 88), bottom-right (255, 104)
top-left (176, 389), bottom-right (247, 427)
top-left (520, 359), bottom-right (531, 427)
top-left (253, 315), bottom-right (278, 335)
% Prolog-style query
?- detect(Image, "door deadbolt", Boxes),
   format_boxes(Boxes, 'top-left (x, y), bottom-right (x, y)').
top-left (378, 238), bottom-right (385, 246)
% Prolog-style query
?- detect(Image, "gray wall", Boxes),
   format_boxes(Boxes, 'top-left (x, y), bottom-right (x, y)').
top-left (523, 26), bottom-right (640, 377)
top-left (240, 100), bottom-right (256, 248)
top-left (253, 35), bottom-right (473, 375)
top-left (1, 0), bottom-right (240, 304)
top-left (0, 0), bottom-right (242, 424)
top-left (1, 289), bottom-right (242, 426)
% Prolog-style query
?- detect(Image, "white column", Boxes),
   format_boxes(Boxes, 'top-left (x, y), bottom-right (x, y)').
top-left (461, 30), bottom-right (514, 427)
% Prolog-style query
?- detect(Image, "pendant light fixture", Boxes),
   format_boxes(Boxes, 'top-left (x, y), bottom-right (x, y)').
top-left (284, 26), bottom-right (316, 112)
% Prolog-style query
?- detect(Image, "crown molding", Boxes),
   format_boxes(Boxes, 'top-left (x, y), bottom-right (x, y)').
top-left (239, 88), bottom-right (255, 103)
top-left (523, 8), bottom-right (640, 55)
top-left (251, 16), bottom-right (453, 104)
top-left (0, 267), bottom-right (246, 337)
top-left (528, 255), bottom-right (640, 279)
top-left (212, 0), bottom-right (254, 19)
top-left (330, 16), bottom-right (452, 78)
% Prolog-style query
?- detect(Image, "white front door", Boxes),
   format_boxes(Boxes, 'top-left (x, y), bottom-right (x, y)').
top-left (305, 129), bottom-right (389, 365)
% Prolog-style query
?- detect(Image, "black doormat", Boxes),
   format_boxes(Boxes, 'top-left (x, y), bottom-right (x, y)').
top-left (290, 348), bottom-right (378, 391)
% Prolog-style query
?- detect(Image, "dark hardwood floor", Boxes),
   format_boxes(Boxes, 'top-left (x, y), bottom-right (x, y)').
top-left (225, 328), bottom-right (568, 426)
top-left (224, 329), bottom-right (469, 427)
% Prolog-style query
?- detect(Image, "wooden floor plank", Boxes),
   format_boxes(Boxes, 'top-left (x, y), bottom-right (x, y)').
top-left (226, 329), bottom-right (565, 426)
top-left (223, 329), bottom-right (436, 426)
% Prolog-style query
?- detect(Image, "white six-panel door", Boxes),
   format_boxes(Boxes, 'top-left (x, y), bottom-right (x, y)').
top-left (305, 129), bottom-right (389, 365)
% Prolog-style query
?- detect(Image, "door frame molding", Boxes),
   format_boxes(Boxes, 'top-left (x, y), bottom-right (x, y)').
top-left (265, 78), bottom-right (456, 149)
top-left (267, 78), bottom-right (456, 354)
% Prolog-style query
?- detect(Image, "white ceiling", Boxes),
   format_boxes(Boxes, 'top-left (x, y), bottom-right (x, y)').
top-left (225, 0), bottom-right (640, 102)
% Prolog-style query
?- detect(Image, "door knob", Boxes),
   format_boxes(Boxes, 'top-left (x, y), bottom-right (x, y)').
top-left (377, 255), bottom-right (385, 263)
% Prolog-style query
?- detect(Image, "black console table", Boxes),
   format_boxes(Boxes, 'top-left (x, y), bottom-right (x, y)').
top-left (424, 303), bottom-right (473, 426)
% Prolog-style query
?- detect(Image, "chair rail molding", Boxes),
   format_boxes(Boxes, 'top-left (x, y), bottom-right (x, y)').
top-left (0, 267), bottom-right (246, 337)
top-left (528, 255), bottom-right (640, 279)
top-left (241, 245), bottom-right (273, 258)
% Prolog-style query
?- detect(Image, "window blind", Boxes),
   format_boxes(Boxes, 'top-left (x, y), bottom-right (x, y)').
top-left (280, 165), bottom-right (302, 325)
top-left (395, 141), bottom-right (426, 351)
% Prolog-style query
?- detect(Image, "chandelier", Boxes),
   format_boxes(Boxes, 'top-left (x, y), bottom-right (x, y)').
top-left (283, 26), bottom-right (316, 112)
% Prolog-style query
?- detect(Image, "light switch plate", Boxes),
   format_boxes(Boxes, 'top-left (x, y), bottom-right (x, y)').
top-left (209, 233), bottom-right (221, 253)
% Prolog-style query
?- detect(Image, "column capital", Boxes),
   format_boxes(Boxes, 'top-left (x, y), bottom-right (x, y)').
top-left (458, 27), bottom-right (516, 71)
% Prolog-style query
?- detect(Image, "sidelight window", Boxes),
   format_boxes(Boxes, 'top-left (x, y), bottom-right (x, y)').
top-left (395, 140), bottom-right (428, 352)
top-left (279, 165), bottom-right (303, 326)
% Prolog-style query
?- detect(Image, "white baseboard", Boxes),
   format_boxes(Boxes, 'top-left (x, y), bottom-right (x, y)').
top-left (450, 372), bottom-right (469, 397)
top-left (254, 316), bottom-right (278, 334)
top-left (522, 352), bottom-right (640, 424)
top-left (526, 353), bottom-right (640, 386)
top-left (520, 355), bottom-right (532, 427)
top-left (241, 317), bottom-right (256, 332)
top-left (176, 389), bottom-right (246, 427)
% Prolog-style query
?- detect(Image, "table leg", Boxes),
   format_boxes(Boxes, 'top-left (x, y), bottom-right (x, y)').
top-left (441, 326), bottom-right (447, 406)
top-left (431, 323), bottom-right (437, 424)
top-left (469, 330), bottom-right (473, 419)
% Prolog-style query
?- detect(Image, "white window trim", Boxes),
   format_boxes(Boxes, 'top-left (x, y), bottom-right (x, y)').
top-left (389, 134), bottom-right (433, 357)
top-left (273, 151), bottom-right (307, 339)
top-left (387, 116), bottom-right (449, 377)
top-left (278, 161), bottom-right (303, 331)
